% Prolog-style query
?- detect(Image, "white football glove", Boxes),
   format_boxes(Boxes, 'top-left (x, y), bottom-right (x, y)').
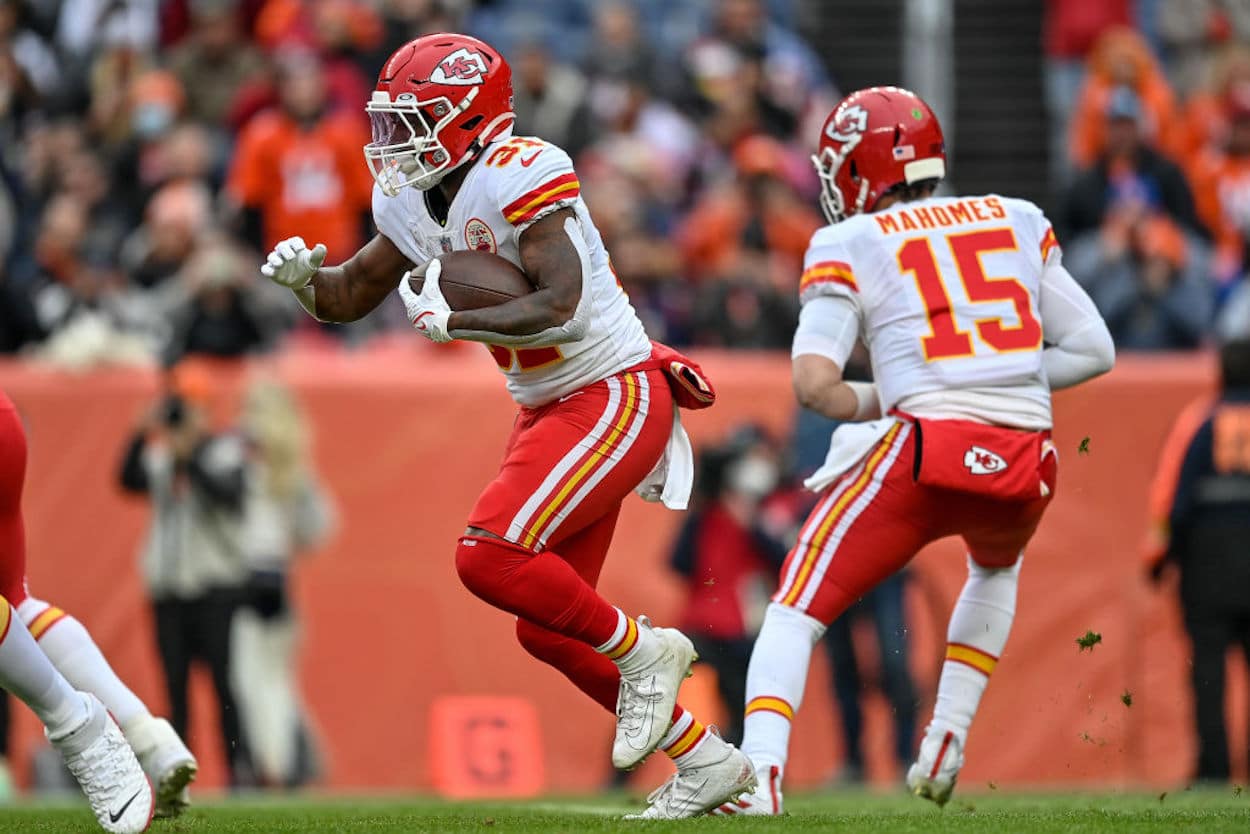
top-left (261, 236), bottom-right (326, 289)
top-left (397, 258), bottom-right (452, 343)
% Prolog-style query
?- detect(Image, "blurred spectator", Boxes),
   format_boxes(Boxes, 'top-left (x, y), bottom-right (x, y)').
top-left (1190, 82), bottom-right (1250, 289)
top-left (0, 271), bottom-right (40, 354)
top-left (167, 0), bottom-right (265, 128)
top-left (680, 135), bottom-right (813, 349)
top-left (1043, 0), bottom-right (1134, 178)
top-left (1061, 85), bottom-right (1201, 240)
top-left (1177, 44), bottom-right (1250, 168)
top-left (106, 69), bottom-right (193, 223)
top-left (370, 0), bottom-right (460, 69)
top-left (679, 135), bottom-right (820, 282)
top-left (1068, 28), bottom-right (1179, 171)
top-left (1156, 0), bottom-right (1250, 98)
top-left (1146, 338), bottom-right (1250, 782)
top-left (690, 278), bottom-right (797, 350)
top-left (511, 41), bottom-right (592, 158)
top-left (54, 0), bottom-right (157, 79)
top-left (225, 51), bottom-right (373, 264)
top-left (231, 377), bottom-right (333, 788)
top-left (254, 0), bottom-right (380, 114)
top-left (16, 195), bottom-right (153, 367)
top-left (0, 0), bottom-right (58, 122)
top-left (122, 181), bottom-right (213, 291)
top-left (163, 238), bottom-right (291, 364)
top-left (117, 365), bottom-right (250, 784)
top-left (581, 2), bottom-right (655, 87)
top-left (1066, 213), bottom-right (1213, 350)
top-left (669, 425), bottom-right (783, 745)
top-left (681, 0), bottom-right (836, 141)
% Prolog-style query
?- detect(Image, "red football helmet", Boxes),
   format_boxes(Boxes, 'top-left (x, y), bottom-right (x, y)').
top-left (812, 86), bottom-right (946, 223)
top-left (364, 33), bottom-right (514, 195)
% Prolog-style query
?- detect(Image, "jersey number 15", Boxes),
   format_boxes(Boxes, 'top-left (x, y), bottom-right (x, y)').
top-left (897, 228), bottom-right (1043, 362)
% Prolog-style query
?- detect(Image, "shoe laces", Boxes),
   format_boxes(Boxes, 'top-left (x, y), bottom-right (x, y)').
top-left (66, 729), bottom-right (131, 806)
top-left (643, 772), bottom-right (682, 811)
top-left (615, 676), bottom-right (664, 735)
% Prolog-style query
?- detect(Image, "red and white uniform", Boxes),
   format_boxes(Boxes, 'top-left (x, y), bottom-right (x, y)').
top-left (373, 132), bottom-right (652, 407)
top-left (776, 194), bottom-right (1099, 623)
top-left (374, 135), bottom-right (689, 551)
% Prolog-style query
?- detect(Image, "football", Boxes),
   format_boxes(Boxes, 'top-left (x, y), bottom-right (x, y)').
top-left (407, 250), bottom-right (535, 311)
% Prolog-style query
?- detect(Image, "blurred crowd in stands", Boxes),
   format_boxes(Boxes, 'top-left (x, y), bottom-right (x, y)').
top-left (3, 0), bottom-right (1250, 369)
top-left (0, 0), bottom-right (832, 367)
top-left (1046, 0), bottom-right (1250, 348)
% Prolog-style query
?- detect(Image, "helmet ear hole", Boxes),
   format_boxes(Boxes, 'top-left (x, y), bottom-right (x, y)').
top-left (849, 160), bottom-right (859, 180)
top-left (461, 115), bottom-right (484, 131)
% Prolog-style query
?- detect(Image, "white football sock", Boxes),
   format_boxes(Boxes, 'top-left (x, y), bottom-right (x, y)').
top-left (929, 556), bottom-right (1022, 741)
top-left (0, 601), bottom-right (87, 735)
top-left (741, 603), bottom-right (826, 774)
top-left (18, 598), bottom-right (149, 728)
top-left (599, 609), bottom-right (662, 674)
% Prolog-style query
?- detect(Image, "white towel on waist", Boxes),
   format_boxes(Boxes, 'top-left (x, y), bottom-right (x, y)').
top-left (803, 416), bottom-right (903, 493)
top-left (635, 408), bottom-right (694, 510)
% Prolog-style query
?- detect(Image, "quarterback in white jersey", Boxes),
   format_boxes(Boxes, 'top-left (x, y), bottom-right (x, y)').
top-left (717, 87), bottom-right (1115, 817)
top-left (258, 33), bottom-right (754, 819)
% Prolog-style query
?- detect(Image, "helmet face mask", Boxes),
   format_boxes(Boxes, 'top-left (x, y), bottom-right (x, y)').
top-left (364, 88), bottom-right (476, 194)
top-left (364, 34), bottom-right (514, 196)
top-left (812, 86), bottom-right (946, 225)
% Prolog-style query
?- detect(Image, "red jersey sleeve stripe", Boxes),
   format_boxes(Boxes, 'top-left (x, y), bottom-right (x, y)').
top-left (800, 261), bottom-right (858, 293)
top-left (503, 173), bottom-right (580, 224)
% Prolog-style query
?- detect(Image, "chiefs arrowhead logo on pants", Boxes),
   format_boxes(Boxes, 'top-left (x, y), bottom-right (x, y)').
top-left (963, 445), bottom-right (1007, 475)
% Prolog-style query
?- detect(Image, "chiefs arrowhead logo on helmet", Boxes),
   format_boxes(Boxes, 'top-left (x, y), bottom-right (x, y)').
top-left (963, 446), bottom-right (1007, 475)
top-left (431, 48), bottom-right (488, 85)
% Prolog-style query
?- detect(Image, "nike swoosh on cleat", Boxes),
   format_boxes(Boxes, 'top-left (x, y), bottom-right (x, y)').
top-left (110, 789), bottom-right (142, 823)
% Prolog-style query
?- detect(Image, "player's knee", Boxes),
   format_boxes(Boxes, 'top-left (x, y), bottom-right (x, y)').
top-left (966, 552), bottom-right (1023, 575)
top-left (454, 535), bottom-right (527, 603)
top-left (764, 601), bottom-right (827, 644)
top-left (514, 620), bottom-right (560, 661)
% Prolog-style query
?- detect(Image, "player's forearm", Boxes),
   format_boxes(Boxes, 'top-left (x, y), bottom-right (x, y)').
top-left (447, 289), bottom-right (585, 346)
top-left (797, 381), bottom-right (878, 421)
top-left (304, 266), bottom-right (359, 323)
top-left (1042, 320), bottom-right (1115, 390)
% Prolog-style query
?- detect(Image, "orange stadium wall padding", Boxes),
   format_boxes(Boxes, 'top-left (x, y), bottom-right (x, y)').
top-left (0, 345), bottom-right (1239, 794)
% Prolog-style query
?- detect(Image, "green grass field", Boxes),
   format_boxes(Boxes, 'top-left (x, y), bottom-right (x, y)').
top-left (0, 790), bottom-right (1246, 833)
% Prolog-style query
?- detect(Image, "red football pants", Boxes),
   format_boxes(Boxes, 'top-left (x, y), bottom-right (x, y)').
top-left (0, 392), bottom-right (29, 604)
top-left (459, 369), bottom-right (673, 712)
top-left (774, 420), bottom-right (1055, 625)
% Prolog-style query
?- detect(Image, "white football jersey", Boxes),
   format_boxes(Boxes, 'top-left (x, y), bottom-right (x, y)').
top-left (800, 194), bottom-right (1060, 424)
top-left (373, 133), bottom-right (652, 406)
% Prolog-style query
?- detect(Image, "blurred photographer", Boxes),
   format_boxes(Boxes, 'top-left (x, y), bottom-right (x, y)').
top-left (116, 363), bottom-right (249, 785)
top-left (669, 424), bottom-right (783, 745)
top-left (231, 377), bottom-right (333, 789)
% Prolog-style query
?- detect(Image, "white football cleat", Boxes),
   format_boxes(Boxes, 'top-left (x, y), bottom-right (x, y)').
top-left (123, 715), bottom-right (197, 818)
top-left (49, 693), bottom-right (153, 833)
top-left (906, 727), bottom-right (964, 807)
top-left (625, 737), bottom-right (756, 819)
top-left (712, 763), bottom-right (783, 816)
top-left (612, 617), bottom-right (696, 769)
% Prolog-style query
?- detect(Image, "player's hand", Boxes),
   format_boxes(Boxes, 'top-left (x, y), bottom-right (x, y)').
top-left (261, 236), bottom-right (326, 290)
top-left (397, 258), bottom-right (452, 343)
